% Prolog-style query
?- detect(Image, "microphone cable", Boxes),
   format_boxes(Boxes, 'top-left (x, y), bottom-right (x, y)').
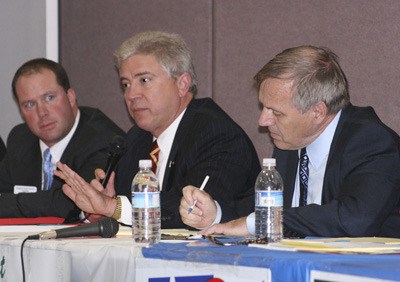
top-left (20, 236), bottom-right (31, 282)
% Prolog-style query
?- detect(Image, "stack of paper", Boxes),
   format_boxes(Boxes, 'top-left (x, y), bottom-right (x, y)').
top-left (251, 237), bottom-right (400, 254)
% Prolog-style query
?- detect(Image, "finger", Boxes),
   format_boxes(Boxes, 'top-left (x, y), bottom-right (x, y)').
top-left (55, 167), bottom-right (81, 190)
top-left (59, 164), bottom-right (92, 193)
top-left (181, 215), bottom-right (199, 227)
top-left (94, 168), bottom-right (106, 182)
top-left (90, 179), bottom-right (105, 192)
top-left (188, 205), bottom-right (203, 217)
top-left (103, 172), bottom-right (116, 197)
top-left (56, 163), bottom-right (80, 184)
top-left (179, 206), bottom-right (189, 222)
top-left (199, 225), bottom-right (217, 235)
top-left (180, 197), bottom-right (190, 209)
top-left (54, 162), bottom-right (69, 180)
top-left (63, 168), bottom-right (87, 191)
top-left (182, 190), bottom-right (196, 206)
top-left (105, 171), bottom-right (115, 190)
top-left (182, 185), bottom-right (197, 197)
top-left (62, 183), bottom-right (77, 201)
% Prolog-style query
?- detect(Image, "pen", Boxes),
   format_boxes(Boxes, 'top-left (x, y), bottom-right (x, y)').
top-left (188, 175), bottom-right (210, 214)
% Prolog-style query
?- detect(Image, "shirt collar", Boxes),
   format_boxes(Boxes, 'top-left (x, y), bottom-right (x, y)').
top-left (304, 110), bottom-right (341, 170)
top-left (40, 109), bottom-right (81, 163)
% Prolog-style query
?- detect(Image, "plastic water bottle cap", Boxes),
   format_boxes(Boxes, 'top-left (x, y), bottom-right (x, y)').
top-left (139, 159), bottom-right (152, 169)
top-left (262, 158), bottom-right (276, 167)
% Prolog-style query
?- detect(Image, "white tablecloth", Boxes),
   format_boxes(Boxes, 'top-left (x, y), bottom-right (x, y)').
top-left (0, 225), bottom-right (140, 282)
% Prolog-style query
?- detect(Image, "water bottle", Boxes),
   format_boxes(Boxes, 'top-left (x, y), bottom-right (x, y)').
top-left (255, 158), bottom-right (283, 242)
top-left (131, 159), bottom-right (161, 244)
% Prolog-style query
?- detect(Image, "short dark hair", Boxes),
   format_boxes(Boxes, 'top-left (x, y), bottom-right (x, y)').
top-left (12, 58), bottom-right (71, 100)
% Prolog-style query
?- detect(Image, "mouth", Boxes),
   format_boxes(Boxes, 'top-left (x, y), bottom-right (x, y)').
top-left (268, 131), bottom-right (280, 140)
top-left (130, 107), bottom-right (147, 115)
top-left (40, 121), bottom-right (56, 130)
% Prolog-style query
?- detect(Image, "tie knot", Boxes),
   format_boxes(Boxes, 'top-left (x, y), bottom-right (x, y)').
top-left (150, 140), bottom-right (160, 155)
top-left (43, 148), bottom-right (54, 190)
top-left (44, 148), bottom-right (52, 162)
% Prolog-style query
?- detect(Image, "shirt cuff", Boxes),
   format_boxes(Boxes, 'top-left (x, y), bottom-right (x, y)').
top-left (119, 195), bottom-right (132, 226)
top-left (212, 200), bottom-right (222, 225)
top-left (246, 212), bottom-right (255, 235)
top-left (79, 211), bottom-right (90, 223)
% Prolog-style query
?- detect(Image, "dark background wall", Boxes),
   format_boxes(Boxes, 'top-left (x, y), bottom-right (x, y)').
top-left (60, 0), bottom-right (400, 162)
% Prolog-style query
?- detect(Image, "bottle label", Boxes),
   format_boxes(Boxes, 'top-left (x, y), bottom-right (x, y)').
top-left (132, 192), bottom-right (160, 208)
top-left (255, 191), bottom-right (283, 207)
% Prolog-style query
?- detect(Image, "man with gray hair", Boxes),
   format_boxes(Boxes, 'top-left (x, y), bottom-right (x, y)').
top-left (56, 31), bottom-right (260, 228)
top-left (181, 45), bottom-right (400, 238)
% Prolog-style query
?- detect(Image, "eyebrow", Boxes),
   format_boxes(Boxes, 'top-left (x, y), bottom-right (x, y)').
top-left (119, 71), bottom-right (154, 82)
top-left (134, 71), bottom-right (152, 77)
top-left (20, 91), bottom-right (56, 104)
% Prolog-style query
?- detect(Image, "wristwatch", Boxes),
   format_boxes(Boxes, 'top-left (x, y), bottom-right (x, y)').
top-left (111, 196), bottom-right (122, 220)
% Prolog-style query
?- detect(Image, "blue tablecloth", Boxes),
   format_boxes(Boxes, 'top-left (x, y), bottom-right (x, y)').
top-left (142, 241), bottom-right (400, 281)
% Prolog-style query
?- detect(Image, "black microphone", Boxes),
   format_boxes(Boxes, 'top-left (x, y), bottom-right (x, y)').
top-left (102, 135), bottom-right (126, 187)
top-left (28, 217), bottom-right (119, 240)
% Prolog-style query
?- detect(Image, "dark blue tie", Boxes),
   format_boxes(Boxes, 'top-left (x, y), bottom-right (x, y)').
top-left (43, 148), bottom-right (55, 190)
top-left (299, 148), bottom-right (309, 206)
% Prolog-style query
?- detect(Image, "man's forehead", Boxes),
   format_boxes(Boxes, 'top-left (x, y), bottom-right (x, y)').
top-left (119, 54), bottom-right (164, 76)
top-left (260, 78), bottom-right (294, 99)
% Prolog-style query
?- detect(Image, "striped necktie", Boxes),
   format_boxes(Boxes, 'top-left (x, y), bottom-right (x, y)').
top-left (149, 140), bottom-right (160, 174)
top-left (43, 148), bottom-right (55, 190)
top-left (299, 147), bottom-right (309, 206)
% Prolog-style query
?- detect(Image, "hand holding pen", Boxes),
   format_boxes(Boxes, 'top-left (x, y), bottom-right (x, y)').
top-left (188, 175), bottom-right (210, 214)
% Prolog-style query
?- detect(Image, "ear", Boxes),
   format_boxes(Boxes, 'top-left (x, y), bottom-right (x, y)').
top-left (66, 88), bottom-right (77, 107)
top-left (176, 73), bottom-right (192, 97)
top-left (311, 101), bottom-right (328, 123)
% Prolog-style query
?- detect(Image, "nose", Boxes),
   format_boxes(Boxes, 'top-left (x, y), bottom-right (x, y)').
top-left (124, 85), bottom-right (142, 100)
top-left (258, 108), bottom-right (275, 127)
top-left (36, 102), bottom-right (48, 117)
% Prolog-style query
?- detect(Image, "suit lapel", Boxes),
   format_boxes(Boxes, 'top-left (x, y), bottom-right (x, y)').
top-left (322, 104), bottom-right (354, 203)
top-left (284, 152), bottom-right (299, 208)
top-left (162, 100), bottom-right (198, 191)
top-left (59, 108), bottom-right (89, 164)
top-left (326, 104), bottom-right (353, 167)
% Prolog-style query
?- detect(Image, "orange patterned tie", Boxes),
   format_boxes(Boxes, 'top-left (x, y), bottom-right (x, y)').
top-left (149, 140), bottom-right (160, 173)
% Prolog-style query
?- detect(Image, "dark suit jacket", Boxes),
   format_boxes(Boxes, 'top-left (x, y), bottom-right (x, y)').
top-left (115, 98), bottom-right (260, 228)
top-left (275, 104), bottom-right (400, 238)
top-left (0, 138), bottom-right (5, 162)
top-left (0, 106), bottom-right (125, 221)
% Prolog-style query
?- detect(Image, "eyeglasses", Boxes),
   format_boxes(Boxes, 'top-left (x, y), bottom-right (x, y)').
top-left (204, 235), bottom-right (268, 246)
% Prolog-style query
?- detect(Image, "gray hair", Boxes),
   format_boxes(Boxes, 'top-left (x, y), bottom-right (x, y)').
top-left (254, 45), bottom-right (350, 114)
top-left (114, 31), bottom-right (198, 95)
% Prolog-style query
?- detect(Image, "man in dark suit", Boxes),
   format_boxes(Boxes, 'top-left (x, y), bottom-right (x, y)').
top-left (115, 97), bottom-right (259, 227)
top-left (0, 58), bottom-right (125, 221)
top-left (184, 46), bottom-right (400, 238)
top-left (55, 31), bottom-right (260, 228)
